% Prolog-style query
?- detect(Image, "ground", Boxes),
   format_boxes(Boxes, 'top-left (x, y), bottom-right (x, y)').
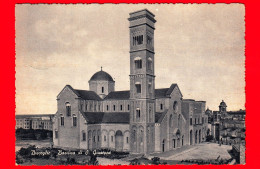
top-left (156, 142), bottom-right (232, 161)
top-left (16, 139), bottom-right (52, 152)
top-left (16, 140), bottom-right (232, 165)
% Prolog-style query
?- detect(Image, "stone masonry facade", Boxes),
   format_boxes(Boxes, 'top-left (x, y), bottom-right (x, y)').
top-left (53, 9), bottom-right (208, 154)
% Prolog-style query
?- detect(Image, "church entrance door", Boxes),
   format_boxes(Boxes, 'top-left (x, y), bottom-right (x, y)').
top-left (115, 130), bottom-right (123, 151)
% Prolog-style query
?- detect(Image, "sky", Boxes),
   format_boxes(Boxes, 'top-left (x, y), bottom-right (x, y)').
top-left (15, 4), bottom-right (245, 114)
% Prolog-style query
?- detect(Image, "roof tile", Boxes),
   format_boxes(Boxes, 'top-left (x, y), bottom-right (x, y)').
top-left (81, 112), bottom-right (129, 124)
top-left (74, 89), bottom-right (102, 101)
top-left (104, 91), bottom-right (130, 100)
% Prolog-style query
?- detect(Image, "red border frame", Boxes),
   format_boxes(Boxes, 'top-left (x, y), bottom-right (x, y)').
top-left (1, 0), bottom-right (260, 168)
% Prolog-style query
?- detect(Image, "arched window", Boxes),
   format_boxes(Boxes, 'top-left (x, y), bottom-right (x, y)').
top-left (134, 57), bottom-right (142, 69)
top-left (139, 35), bottom-right (143, 44)
top-left (128, 104), bottom-right (130, 111)
top-left (133, 35), bottom-right (144, 46)
top-left (90, 104), bottom-right (92, 111)
top-left (151, 131), bottom-right (153, 144)
top-left (136, 108), bottom-right (141, 120)
top-left (88, 130), bottom-right (92, 147)
top-left (148, 57), bottom-right (152, 70)
top-left (173, 101), bottom-right (178, 113)
top-left (80, 103), bottom-right (83, 111)
top-left (113, 105), bottom-right (116, 111)
top-left (140, 130), bottom-right (144, 143)
top-left (169, 114), bottom-right (173, 128)
top-left (82, 131), bottom-right (86, 141)
top-left (135, 82), bottom-right (141, 93)
top-left (92, 130), bottom-right (96, 143)
top-left (72, 114), bottom-right (77, 127)
top-left (148, 82), bottom-right (152, 94)
top-left (55, 130), bottom-right (58, 138)
top-left (107, 105), bottom-right (109, 111)
top-left (160, 104), bottom-right (163, 110)
top-left (120, 105), bottom-right (123, 111)
top-left (178, 114), bottom-right (181, 127)
top-left (136, 84), bottom-right (141, 93)
top-left (102, 87), bottom-right (104, 93)
top-left (147, 35), bottom-right (153, 45)
top-left (133, 130), bottom-right (136, 142)
top-left (182, 135), bottom-right (184, 146)
top-left (60, 114), bottom-right (64, 126)
top-left (149, 106), bottom-right (152, 122)
top-left (85, 104), bottom-right (88, 111)
top-left (97, 130), bottom-right (100, 142)
top-left (66, 102), bottom-right (71, 116)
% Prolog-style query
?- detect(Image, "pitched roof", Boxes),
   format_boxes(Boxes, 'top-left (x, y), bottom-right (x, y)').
top-left (155, 88), bottom-right (169, 98)
top-left (81, 112), bottom-right (129, 124)
top-left (104, 91), bottom-right (130, 100)
top-left (60, 83), bottom-right (181, 101)
top-left (57, 85), bottom-right (102, 101)
top-left (104, 84), bottom-right (181, 100)
top-left (155, 110), bottom-right (167, 123)
top-left (155, 84), bottom-right (182, 98)
top-left (74, 89), bottom-right (102, 101)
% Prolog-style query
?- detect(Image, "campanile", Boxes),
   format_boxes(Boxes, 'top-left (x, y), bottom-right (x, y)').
top-left (128, 9), bottom-right (156, 154)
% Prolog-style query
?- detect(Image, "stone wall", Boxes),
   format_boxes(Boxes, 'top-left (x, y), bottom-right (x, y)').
top-left (55, 86), bottom-right (80, 149)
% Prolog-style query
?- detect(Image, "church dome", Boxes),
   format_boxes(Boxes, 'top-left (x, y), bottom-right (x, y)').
top-left (219, 100), bottom-right (227, 107)
top-left (89, 70), bottom-right (114, 82)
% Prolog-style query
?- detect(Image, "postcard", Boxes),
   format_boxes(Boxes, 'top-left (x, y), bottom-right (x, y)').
top-left (15, 4), bottom-right (245, 165)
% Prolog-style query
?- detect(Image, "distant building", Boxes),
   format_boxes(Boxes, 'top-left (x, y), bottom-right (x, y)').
top-left (210, 100), bottom-right (245, 144)
top-left (53, 9), bottom-right (208, 154)
top-left (181, 99), bottom-right (208, 144)
top-left (15, 114), bottom-right (54, 131)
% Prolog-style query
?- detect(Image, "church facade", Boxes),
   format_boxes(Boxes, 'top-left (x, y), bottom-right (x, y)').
top-left (53, 9), bottom-right (208, 154)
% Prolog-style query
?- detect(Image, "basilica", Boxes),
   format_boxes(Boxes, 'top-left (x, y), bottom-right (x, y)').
top-left (53, 9), bottom-right (208, 154)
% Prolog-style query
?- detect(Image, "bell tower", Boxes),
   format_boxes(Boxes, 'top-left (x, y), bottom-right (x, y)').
top-left (128, 9), bottom-right (156, 154)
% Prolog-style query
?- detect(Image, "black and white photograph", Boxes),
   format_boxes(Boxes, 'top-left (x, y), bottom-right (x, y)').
top-left (15, 4), bottom-right (245, 165)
